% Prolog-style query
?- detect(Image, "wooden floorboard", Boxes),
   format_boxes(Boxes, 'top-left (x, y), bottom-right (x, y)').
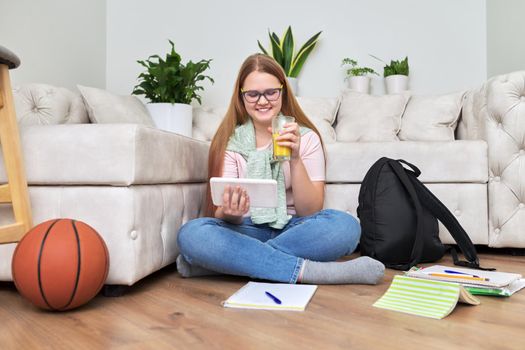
top-left (1, 251), bottom-right (525, 349)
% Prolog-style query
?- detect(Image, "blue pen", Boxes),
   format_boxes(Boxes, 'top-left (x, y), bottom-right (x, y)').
top-left (265, 291), bottom-right (282, 304)
top-left (444, 269), bottom-right (480, 278)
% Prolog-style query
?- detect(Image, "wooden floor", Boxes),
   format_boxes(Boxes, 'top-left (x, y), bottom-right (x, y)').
top-left (2, 250), bottom-right (525, 350)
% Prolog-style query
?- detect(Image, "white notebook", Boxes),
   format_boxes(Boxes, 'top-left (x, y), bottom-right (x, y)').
top-left (222, 282), bottom-right (318, 311)
top-left (405, 265), bottom-right (522, 288)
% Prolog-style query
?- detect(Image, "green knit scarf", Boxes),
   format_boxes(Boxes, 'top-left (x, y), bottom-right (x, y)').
top-left (226, 118), bottom-right (310, 229)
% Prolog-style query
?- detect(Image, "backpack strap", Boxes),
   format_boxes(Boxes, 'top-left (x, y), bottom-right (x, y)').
top-left (398, 159), bottom-right (495, 271)
top-left (386, 159), bottom-right (426, 270)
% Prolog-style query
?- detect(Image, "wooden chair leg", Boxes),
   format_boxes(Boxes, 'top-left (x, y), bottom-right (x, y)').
top-left (0, 47), bottom-right (33, 244)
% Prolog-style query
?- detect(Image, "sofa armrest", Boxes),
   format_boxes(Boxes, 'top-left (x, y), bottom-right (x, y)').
top-left (0, 124), bottom-right (210, 186)
top-left (459, 71), bottom-right (525, 247)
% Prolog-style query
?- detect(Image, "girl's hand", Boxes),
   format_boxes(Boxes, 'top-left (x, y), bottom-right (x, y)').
top-left (267, 122), bottom-right (301, 159)
top-left (221, 185), bottom-right (250, 218)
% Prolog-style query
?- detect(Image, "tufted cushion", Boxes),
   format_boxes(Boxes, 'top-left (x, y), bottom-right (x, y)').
top-left (0, 183), bottom-right (206, 284)
top-left (77, 85), bottom-right (155, 126)
top-left (399, 91), bottom-right (466, 141)
top-left (13, 84), bottom-right (89, 125)
top-left (335, 90), bottom-right (410, 142)
top-left (480, 71), bottom-right (525, 247)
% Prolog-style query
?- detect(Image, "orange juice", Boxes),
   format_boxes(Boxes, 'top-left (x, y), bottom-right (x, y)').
top-left (273, 132), bottom-right (291, 160)
top-left (272, 115), bottom-right (295, 161)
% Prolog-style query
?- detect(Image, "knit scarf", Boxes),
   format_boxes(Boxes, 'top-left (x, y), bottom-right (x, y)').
top-left (226, 118), bottom-right (310, 229)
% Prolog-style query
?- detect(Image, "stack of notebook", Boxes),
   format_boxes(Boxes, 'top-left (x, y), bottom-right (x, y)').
top-left (405, 265), bottom-right (525, 297)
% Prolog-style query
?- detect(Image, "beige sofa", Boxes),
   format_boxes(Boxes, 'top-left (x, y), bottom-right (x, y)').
top-left (0, 84), bottom-right (210, 290)
top-left (0, 71), bottom-right (523, 289)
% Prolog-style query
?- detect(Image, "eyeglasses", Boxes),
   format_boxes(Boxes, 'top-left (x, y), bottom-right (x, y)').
top-left (240, 85), bottom-right (283, 103)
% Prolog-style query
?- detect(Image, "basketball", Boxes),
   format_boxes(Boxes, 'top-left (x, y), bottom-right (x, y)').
top-left (11, 219), bottom-right (109, 311)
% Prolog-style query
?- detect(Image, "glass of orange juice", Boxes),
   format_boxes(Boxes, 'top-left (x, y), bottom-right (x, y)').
top-left (272, 115), bottom-right (295, 161)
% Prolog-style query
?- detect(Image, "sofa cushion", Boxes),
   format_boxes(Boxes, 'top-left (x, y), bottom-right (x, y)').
top-left (325, 140), bottom-right (488, 183)
top-left (324, 183), bottom-right (488, 245)
top-left (295, 97), bottom-right (338, 143)
top-left (13, 84), bottom-right (89, 125)
top-left (399, 91), bottom-right (466, 141)
top-left (0, 124), bottom-right (209, 185)
top-left (77, 85), bottom-right (155, 126)
top-left (335, 91), bottom-right (410, 142)
top-left (192, 106), bottom-right (226, 142)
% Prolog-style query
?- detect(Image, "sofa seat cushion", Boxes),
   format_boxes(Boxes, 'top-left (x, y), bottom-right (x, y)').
top-left (325, 140), bottom-right (488, 183)
top-left (324, 183), bottom-right (488, 245)
top-left (0, 183), bottom-right (205, 284)
top-left (0, 124), bottom-right (209, 186)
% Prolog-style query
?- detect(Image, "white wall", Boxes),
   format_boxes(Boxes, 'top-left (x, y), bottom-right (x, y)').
top-left (487, 0), bottom-right (525, 78)
top-left (107, 0), bottom-right (487, 107)
top-left (0, 0), bottom-right (106, 90)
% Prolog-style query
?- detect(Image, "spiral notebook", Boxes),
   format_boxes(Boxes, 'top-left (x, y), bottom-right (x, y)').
top-left (405, 265), bottom-right (522, 288)
top-left (222, 282), bottom-right (318, 311)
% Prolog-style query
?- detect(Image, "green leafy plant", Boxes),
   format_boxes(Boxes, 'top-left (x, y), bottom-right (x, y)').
top-left (370, 55), bottom-right (409, 77)
top-left (258, 26), bottom-right (322, 78)
top-left (132, 40), bottom-right (214, 105)
top-left (341, 58), bottom-right (378, 79)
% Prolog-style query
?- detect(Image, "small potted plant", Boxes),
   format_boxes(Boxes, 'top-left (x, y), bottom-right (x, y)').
top-left (371, 55), bottom-right (409, 94)
top-left (258, 26), bottom-right (322, 95)
top-left (341, 58), bottom-right (378, 94)
top-left (132, 40), bottom-right (214, 136)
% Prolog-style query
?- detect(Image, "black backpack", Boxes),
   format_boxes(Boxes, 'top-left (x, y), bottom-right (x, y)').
top-left (357, 157), bottom-right (487, 271)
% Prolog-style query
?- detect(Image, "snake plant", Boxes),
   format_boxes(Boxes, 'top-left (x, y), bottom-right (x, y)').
top-left (258, 26), bottom-right (322, 78)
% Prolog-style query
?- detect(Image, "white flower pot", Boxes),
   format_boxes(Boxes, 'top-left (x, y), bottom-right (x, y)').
top-left (385, 75), bottom-right (409, 94)
top-left (287, 77), bottom-right (299, 96)
top-left (146, 103), bottom-right (192, 137)
top-left (348, 76), bottom-right (371, 94)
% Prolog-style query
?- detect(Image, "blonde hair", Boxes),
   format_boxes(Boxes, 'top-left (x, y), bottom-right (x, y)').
top-left (204, 53), bottom-right (324, 216)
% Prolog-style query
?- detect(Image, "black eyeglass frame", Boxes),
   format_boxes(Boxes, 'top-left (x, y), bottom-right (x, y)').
top-left (240, 85), bottom-right (284, 103)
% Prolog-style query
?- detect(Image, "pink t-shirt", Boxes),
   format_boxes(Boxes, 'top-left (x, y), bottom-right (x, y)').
top-left (222, 131), bottom-right (325, 215)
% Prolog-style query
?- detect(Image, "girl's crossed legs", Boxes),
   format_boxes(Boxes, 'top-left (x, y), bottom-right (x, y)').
top-left (177, 209), bottom-right (384, 284)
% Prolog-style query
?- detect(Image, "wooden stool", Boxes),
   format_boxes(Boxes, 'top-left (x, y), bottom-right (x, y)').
top-left (0, 45), bottom-right (32, 244)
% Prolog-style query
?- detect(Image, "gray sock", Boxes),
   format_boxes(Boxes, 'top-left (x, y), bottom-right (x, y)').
top-left (299, 256), bottom-right (385, 285)
top-left (176, 255), bottom-right (221, 278)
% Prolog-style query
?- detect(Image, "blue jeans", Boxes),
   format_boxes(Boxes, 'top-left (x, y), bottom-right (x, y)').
top-left (177, 209), bottom-right (361, 283)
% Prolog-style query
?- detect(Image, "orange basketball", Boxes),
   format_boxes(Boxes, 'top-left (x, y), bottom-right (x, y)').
top-left (12, 219), bottom-right (109, 311)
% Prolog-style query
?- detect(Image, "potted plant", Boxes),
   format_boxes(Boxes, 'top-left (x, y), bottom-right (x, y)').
top-left (258, 26), bottom-right (322, 95)
top-left (132, 40), bottom-right (214, 136)
top-left (341, 58), bottom-right (378, 94)
top-left (370, 55), bottom-right (409, 94)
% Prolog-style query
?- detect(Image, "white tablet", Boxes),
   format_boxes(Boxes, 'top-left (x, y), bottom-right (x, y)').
top-left (210, 177), bottom-right (278, 208)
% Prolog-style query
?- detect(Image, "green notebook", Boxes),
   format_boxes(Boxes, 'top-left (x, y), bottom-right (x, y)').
top-left (374, 275), bottom-right (479, 319)
top-left (464, 278), bottom-right (525, 297)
